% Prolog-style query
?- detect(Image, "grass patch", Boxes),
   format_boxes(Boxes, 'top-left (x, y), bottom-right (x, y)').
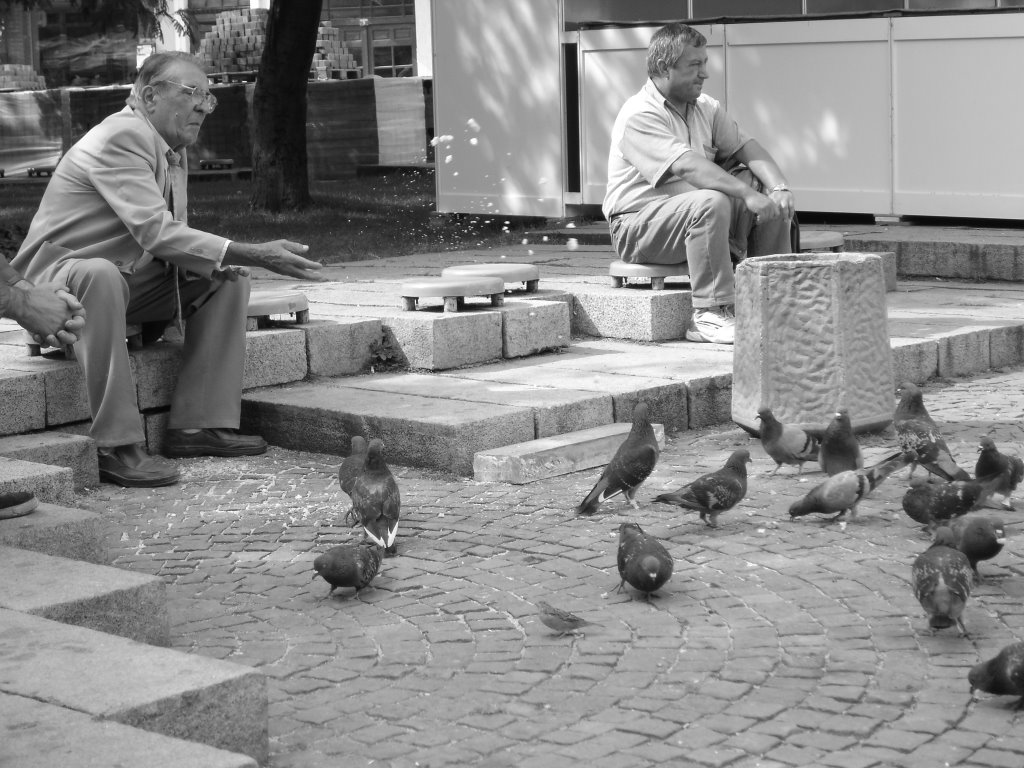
top-left (1, 168), bottom-right (548, 264)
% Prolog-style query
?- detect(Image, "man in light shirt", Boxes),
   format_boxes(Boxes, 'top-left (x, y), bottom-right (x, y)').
top-left (603, 22), bottom-right (794, 345)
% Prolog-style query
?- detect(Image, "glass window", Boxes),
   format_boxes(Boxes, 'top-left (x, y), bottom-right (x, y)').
top-left (692, 0), bottom-right (804, 17)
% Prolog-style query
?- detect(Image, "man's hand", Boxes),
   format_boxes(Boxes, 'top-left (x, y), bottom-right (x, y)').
top-left (768, 188), bottom-right (795, 220)
top-left (226, 240), bottom-right (328, 282)
top-left (7, 281), bottom-right (86, 348)
top-left (744, 190), bottom-right (784, 222)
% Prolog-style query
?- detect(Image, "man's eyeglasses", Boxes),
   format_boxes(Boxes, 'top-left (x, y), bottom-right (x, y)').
top-left (157, 80), bottom-right (218, 112)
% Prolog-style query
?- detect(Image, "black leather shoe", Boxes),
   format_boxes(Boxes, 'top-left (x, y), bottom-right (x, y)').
top-left (0, 491), bottom-right (39, 519)
top-left (98, 444), bottom-right (180, 488)
top-left (163, 428), bottom-right (268, 458)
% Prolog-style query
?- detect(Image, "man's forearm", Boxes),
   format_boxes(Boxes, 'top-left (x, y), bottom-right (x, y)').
top-left (0, 261), bottom-right (26, 319)
top-left (669, 152), bottom-right (758, 200)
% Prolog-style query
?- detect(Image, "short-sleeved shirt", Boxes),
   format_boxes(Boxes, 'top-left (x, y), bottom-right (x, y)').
top-left (603, 79), bottom-right (751, 220)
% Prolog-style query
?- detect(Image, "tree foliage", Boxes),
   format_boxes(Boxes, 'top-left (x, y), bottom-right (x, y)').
top-left (4, 0), bottom-right (195, 42)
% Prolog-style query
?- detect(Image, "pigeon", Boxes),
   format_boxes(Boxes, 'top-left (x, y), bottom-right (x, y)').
top-left (901, 475), bottom-right (1003, 532)
top-left (351, 438), bottom-right (401, 555)
top-left (789, 449), bottom-right (915, 521)
top-left (339, 435), bottom-right (368, 526)
top-left (969, 641), bottom-right (1024, 709)
top-left (616, 522), bottom-right (674, 600)
top-left (312, 541), bottom-right (384, 597)
top-left (756, 407), bottom-right (819, 475)
top-left (818, 409), bottom-right (863, 476)
top-left (893, 382), bottom-right (971, 482)
top-left (911, 526), bottom-right (973, 637)
top-left (975, 437), bottom-right (1024, 510)
top-left (653, 449), bottom-right (751, 528)
top-left (537, 600), bottom-right (597, 637)
top-left (950, 515), bottom-right (1006, 583)
top-left (575, 402), bottom-right (659, 516)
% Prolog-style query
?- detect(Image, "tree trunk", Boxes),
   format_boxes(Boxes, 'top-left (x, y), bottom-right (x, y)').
top-left (249, 0), bottom-right (322, 212)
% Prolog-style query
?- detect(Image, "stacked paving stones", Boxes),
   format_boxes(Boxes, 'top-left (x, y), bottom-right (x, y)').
top-left (198, 7), bottom-right (269, 75)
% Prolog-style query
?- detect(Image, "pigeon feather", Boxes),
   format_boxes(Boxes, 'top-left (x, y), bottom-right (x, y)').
top-left (790, 450), bottom-right (914, 520)
top-left (351, 438), bottom-right (401, 555)
top-left (911, 526), bottom-right (973, 637)
top-left (893, 382), bottom-right (971, 481)
top-left (576, 402), bottom-right (659, 515)
top-left (756, 407), bottom-right (819, 475)
top-left (616, 522), bottom-right (673, 599)
top-left (969, 641), bottom-right (1024, 709)
top-left (818, 409), bottom-right (863, 476)
top-left (653, 449), bottom-right (751, 528)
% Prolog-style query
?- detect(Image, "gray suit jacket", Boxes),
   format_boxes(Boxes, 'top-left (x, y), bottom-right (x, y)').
top-left (12, 106), bottom-right (228, 283)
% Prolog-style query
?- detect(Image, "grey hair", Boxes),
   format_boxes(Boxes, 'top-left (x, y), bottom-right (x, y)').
top-left (647, 23), bottom-right (707, 79)
top-left (128, 52), bottom-right (206, 107)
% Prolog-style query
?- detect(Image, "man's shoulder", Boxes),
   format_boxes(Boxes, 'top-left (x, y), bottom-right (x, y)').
top-left (76, 108), bottom-right (157, 155)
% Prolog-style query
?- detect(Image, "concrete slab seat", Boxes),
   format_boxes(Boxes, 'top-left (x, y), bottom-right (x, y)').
top-left (609, 261), bottom-right (690, 290)
top-left (441, 262), bottom-right (541, 292)
top-left (245, 289), bottom-right (310, 330)
top-left (1, 693), bottom-right (258, 768)
top-left (0, 609), bottom-right (268, 764)
top-left (400, 275), bottom-right (505, 312)
top-left (0, 544), bottom-right (169, 645)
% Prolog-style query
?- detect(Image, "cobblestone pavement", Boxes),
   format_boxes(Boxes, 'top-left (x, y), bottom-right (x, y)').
top-left (84, 367), bottom-right (1024, 768)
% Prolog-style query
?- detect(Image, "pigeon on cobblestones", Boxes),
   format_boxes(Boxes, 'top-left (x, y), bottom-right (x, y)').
top-left (537, 600), bottom-right (597, 637)
top-left (756, 407), bottom-right (819, 475)
top-left (616, 522), bottom-right (673, 599)
top-left (352, 438), bottom-right (401, 555)
top-left (902, 475), bottom-right (1002, 532)
top-left (818, 409), bottom-right (863, 476)
top-left (911, 526), bottom-right (973, 637)
top-left (339, 435), bottom-right (368, 526)
top-left (789, 450), bottom-right (915, 521)
top-left (576, 402), bottom-right (659, 516)
top-left (653, 449), bottom-right (751, 528)
top-left (950, 515), bottom-right (1006, 583)
top-left (975, 437), bottom-right (1024, 510)
top-left (894, 382), bottom-right (971, 482)
top-left (312, 541), bottom-right (384, 597)
top-left (969, 641), bottom-right (1024, 709)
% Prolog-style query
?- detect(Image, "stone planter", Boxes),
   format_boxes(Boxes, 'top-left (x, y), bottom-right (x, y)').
top-left (731, 252), bottom-right (894, 435)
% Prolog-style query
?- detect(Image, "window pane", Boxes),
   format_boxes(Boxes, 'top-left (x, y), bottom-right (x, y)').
top-left (692, 0), bottom-right (803, 17)
top-left (806, 0), bottom-right (904, 12)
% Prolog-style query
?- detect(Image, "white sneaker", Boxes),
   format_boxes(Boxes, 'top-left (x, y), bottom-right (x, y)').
top-left (686, 305), bottom-right (735, 344)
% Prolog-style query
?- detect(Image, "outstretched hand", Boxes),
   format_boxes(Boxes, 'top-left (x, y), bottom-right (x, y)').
top-left (227, 240), bottom-right (328, 282)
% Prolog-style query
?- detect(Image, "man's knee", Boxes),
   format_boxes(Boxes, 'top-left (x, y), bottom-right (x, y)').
top-left (693, 189), bottom-right (731, 220)
top-left (62, 259), bottom-right (129, 306)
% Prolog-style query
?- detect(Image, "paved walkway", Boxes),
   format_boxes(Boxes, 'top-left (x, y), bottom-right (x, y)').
top-left (85, 363), bottom-right (1024, 768)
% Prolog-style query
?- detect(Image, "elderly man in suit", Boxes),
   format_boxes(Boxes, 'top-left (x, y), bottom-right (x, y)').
top-left (12, 51), bottom-right (325, 488)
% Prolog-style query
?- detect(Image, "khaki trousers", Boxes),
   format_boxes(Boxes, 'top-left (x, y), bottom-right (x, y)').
top-left (55, 258), bottom-right (249, 448)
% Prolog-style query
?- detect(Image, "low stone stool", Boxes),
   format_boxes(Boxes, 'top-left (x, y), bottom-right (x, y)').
top-left (400, 275), bottom-right (505, 312)
top-left (247, 290), bottom-right (310, 330)
top-left (732, 252), bottom-right (893, 436)
top-left (609, 261), bottom-right (690, 290)
top-left (441, 263), bottom-right (540, 292)
top-left (799, 230), bottom-right (845, 252)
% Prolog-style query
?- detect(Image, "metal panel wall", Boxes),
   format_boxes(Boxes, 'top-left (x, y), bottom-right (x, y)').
top-left (891, 13), bottom-right (1024, 218)
top-left (431, 0), bottom-right (566, 217)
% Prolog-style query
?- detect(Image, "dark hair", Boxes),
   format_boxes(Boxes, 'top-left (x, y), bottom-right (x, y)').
top-left (647, 23), bottom-right (707, 79)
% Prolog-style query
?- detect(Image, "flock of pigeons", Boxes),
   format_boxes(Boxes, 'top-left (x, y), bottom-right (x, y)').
top-left (309, 382), bottom-right (1024, 710)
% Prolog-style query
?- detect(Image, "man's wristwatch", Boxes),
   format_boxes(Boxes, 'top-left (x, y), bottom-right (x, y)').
top-left (770, 184), bottom-right (790, 194)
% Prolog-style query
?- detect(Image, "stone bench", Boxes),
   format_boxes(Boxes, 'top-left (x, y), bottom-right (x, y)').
top-left (441, 262), bottom-right (541, 292)
top-left (609, 260), bottom-right (690, 290)
top-left (400, 275), bottom-right (506, 312)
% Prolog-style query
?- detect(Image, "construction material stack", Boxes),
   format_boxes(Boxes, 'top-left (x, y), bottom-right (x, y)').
top-left (0, 64), bottom-right (46, 91)
top-left (197, 8), bottom-right (269, 76)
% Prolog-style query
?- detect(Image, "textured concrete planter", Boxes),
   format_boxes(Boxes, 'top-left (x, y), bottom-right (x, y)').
top-left (732, 253), bottom-right (894, 435)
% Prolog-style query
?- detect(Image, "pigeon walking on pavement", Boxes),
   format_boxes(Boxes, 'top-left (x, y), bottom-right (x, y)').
top-left (537, 600), bottom-right (597, 637)
top-left (575, 402), bottom-right (659, 516)
top-left (975, 436), bottom-right (1024, 510)
top-left (969, 642), bottom-right (1024, 710)
top-left (312, 541), bottom-right (384, 597)
top-left (789, 450), bottom-right (915, 521)
top-left (818, 409), bottom-right (863, 476)
top-left (339, 435), bottom-right (368, 526)
top-left (616, 522), bottom-right (674, 600)
top-left (756, 407), bottom-right (819, 475)
top-left (653, 449), bottom-right (751, 528)
top-left (911, 526), bottom-right (974, 637)
top-left (893, 382), bottom-right (971, 482)
top-left (351, 438), bottom-right (401, 556)
top-left (950, 515), bottom-right (1006, 583)
top-left (902, 475), bottom-right (1003, 533)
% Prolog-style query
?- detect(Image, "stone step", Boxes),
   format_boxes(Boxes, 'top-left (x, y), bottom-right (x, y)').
top-left (0, 502), bottom-right (109, 564)
top-left (0, 456), bottom-right (74, 506)
top-left (1, 692), bottom-right (257, 768)
top-left (0, 609), bottom-right (268, 764)
top-left (0, 431), bottom-right (97, 490)
top-left (474, 421), bottom-right (667, 483)
top-left (0, 544), bottom-right (168, 645)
